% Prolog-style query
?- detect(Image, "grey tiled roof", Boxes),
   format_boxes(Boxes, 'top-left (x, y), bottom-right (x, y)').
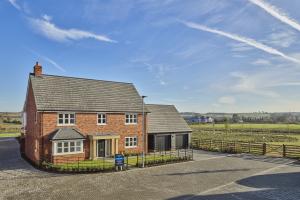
top-left (30, 74), bottom-right (145, 112)
top-left (146, 104), bottom-right (192, 134)
top-left (49, 128), bottom-right (86, 140)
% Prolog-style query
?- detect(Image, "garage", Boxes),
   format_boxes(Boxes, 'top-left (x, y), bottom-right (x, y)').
top-left (156, 135), bottom-right (171, 151)
top-left (176, 134), bottom-right (189, 149)
top-left (146, 104), bottom-right (192, 152)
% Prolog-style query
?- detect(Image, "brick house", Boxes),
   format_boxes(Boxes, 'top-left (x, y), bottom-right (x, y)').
top-left (22, 62), bottom-right (191, 164)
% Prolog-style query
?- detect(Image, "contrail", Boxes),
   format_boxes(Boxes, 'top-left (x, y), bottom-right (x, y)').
top-left (26, 48), bottom-right (66, 72)
top-left (181, 21), bottom-right (300, 64)
top-left (249, 0), bottom-right (300, 32)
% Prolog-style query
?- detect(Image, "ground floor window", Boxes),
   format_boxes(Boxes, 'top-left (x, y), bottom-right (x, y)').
top-left (125, 136), bottom-right (137, 148)
top-left (53, 140), bottom-right (83, 155)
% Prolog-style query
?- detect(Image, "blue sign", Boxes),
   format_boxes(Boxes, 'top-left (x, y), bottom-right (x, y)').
top-left (115, 154), bottom-right (124, 166)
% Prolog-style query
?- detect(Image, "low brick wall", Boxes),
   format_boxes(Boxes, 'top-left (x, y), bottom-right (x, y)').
top-left (52, 153), bottom-right (85, 164)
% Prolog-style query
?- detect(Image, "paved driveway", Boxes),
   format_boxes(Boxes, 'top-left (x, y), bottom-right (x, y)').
top-left (0, 139), bottom-right (299, 200)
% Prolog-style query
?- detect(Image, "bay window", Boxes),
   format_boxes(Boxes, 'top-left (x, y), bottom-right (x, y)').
top-left (53, 140), bottom-right (83, 155)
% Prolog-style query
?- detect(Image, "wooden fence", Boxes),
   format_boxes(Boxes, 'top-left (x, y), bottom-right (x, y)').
top-left (192, 139), bottom-right (300, 159)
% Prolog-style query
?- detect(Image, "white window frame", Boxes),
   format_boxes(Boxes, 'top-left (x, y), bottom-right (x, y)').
top-left (57, 113), bottom-right (75, 126)
top-left (125, 113), bottom-right (137, 125)
top-left (97, 113), bottom-right (107, 125)
top-left (53, 140), bottom-right (84, 155)
top-left (35, 139), bottom-right (38, 152)
top-left (22, 112), bottom-right (27, 128)
top-left (125, 136), bottom-right (138, 148)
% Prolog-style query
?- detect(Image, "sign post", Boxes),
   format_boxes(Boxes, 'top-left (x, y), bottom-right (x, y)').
top-left (115, 154), bottom-right (125, 171)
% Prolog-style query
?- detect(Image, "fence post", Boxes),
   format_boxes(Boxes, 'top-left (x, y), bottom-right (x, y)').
top-left (103, 156), bottom-right (105, 170)
top-left (221, 140), bottom-right (223, 152)
top-left (283, 144), bottom-right (286, 157)
top-left (263, 143), bottom-right (266, 155)
top-left (234, 141), bottom-right (236, 153)
top-left (248, 142), bottom-right (251, 153)
top-left (77, 157), bottom-right (79, 170)
top-left (209, 140), bottom-right (212, 149)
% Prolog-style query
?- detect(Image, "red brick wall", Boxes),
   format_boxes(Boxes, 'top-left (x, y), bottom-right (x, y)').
top-left (52, 153), bottom-right (85, 164)
top-left (24, 80), bottom-right (41, 164)
top-left (41, 112), bottom-right (148, 160)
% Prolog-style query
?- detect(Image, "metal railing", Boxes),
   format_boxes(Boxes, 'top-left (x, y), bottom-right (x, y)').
top-left (39, 149), bottom-right (193, 173)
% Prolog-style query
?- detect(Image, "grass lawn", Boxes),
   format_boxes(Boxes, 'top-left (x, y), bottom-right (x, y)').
top-left (191, 123), bottom-right (300, 146)
top-left (0, 133), bottom-right (20, 138)
top-left (0, 123), bottom-right (21, 132)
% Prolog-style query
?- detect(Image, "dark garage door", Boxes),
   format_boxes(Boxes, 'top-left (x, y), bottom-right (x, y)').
top-left (156, 135), bottom-right (171, 151)
top-left (176, 134), bottom-right (188, 149)
top-left (148, 134), bottom-right (155, 152)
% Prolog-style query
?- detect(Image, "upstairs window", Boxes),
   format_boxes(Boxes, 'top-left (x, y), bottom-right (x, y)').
top-left (97, 113), bottom-right (106, 125)
top-left (125, 114), bottom-right (137, 124)
top-left (58, 113), bottom-right (75, 125)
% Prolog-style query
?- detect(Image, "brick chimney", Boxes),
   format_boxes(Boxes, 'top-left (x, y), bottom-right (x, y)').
top-left (33, 62), bottom-right (42, 76)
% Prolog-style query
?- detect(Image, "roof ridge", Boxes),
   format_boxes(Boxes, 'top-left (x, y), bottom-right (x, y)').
top-left (30, 73), bottom-right (134, 85)
top-left (146, 104), bottom-right (175, 106)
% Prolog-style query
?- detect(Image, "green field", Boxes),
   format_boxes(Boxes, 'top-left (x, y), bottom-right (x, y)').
top-left (0, 123), bottom-right (21, 137)
top-left (0, 133), bottom-right (21, 138)
top-left (191, 123), bottom-right (300, 130)
top-left (191, 123), bottom-right (300, 146)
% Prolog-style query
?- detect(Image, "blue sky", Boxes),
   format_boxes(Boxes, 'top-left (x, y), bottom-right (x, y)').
top-left (1, 0), bottom-right (300, 113)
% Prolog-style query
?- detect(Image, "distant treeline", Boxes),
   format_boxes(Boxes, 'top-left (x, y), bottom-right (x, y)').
top-left (0, 112), bottom-right (22, 124)
top-left (182, 112), bottom-right (300, 124)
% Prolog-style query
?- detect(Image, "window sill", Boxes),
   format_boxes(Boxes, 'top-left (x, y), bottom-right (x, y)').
top-left (125, 146), bottom-right (137, 149)
top-left (53, 151), bottom-right (84, 156)
top-left (97, 123), bottom-right (107, 126)
top-left (57, 124), bottom-right (76, 126)
top-left (125, 123), bottom-right (137, 125)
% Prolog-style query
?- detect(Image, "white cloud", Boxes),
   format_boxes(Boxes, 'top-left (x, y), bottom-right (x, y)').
top-left (216, 68), bottom-right (300, 99)
top-left (249, 0), bottom-right (300, 32)
top-left (28, 16), bottom-right (116, 43)
top-left (143, 62), bottom-right (169, 86)
top-left (181, 21), bottom-right (300, 64)
top-left (230, 43), bottom-right (253, 52)
top-left (7, 0), bottom-right (20, 10)
top-left (252, 58), bottom-right (271, 65)
top-left (42, 14), bottom-right (52, 21)
top-left (229, 71), bottom-right (279, 97)
top-left (266, 31), bottom-right (297, 48)
top-left (218, 96), bottom-right (236, 105)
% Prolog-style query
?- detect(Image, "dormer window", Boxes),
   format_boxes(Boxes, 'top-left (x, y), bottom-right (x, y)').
top-left (58, 113), bottom-right (75, 125)
top-left (125, 113), bottom-right (137, 124)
